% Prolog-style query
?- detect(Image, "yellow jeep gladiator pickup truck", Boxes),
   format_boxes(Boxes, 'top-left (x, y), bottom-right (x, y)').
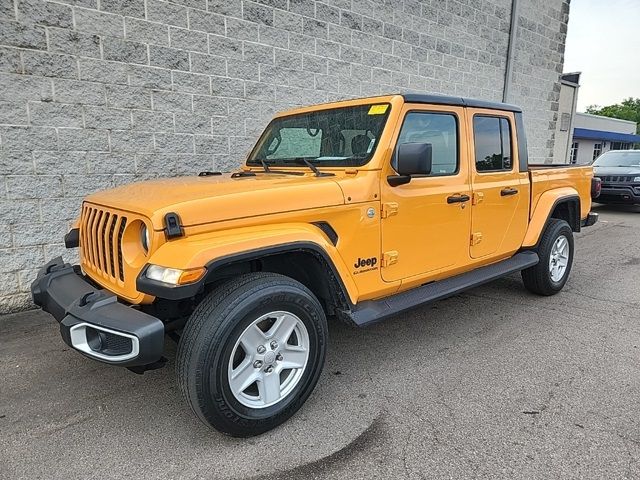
top-left (31, 93), bottom-right (598, 437)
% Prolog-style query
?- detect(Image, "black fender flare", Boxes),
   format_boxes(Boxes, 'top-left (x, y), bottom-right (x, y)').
top-left (137, 241), bottom-right (353, 306)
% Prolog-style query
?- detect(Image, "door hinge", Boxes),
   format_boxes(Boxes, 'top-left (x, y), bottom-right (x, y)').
top-left (381, 202), bottom-right (399, 218)
top-left (472, 192), bottom-right (484, 205)
top-left (381, 250), bottom-right (399, 267)
top-left (470, 232), bottom-right (483, 246)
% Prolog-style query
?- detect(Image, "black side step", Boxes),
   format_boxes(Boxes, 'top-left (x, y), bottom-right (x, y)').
top-left (345, 251), bottom-right (539, 327)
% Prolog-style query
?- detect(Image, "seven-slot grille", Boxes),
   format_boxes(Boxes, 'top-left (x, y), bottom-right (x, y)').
top-left (599, 175), bottom-right (637, 183)
top-left (80, 205), bottom-right (127, 283)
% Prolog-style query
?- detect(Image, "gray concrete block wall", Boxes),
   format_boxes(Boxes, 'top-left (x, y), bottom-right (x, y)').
top-left (0, 0), bottom-right (567, 314)
top-left (509, 0), bottom-right (569, 163)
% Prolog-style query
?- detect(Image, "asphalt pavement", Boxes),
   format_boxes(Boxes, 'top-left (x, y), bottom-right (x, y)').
top-left (1, 204), bottom-right (639, 480)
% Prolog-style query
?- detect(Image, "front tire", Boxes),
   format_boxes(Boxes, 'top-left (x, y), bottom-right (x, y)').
top-left (176, 273), bottom-right (328, 437)
top-left (521, 219), bottom-right (574, 296)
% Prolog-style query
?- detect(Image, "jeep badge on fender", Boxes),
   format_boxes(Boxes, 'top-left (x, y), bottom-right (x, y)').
top-left (354, 257), bottom-right (378, 269)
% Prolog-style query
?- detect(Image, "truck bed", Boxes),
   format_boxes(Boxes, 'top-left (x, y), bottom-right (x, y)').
top-left (528, 164), bottom-right (594, 220)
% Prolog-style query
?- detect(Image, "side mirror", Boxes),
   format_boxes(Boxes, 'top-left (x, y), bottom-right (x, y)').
top-left (388, 143), bottom-right (432, 186)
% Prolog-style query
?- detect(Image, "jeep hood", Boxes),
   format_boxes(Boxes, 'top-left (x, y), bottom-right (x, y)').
top-left (593, 166), bottom-right (640, 176)
top-left (84, 173), bottom-right (346, 228)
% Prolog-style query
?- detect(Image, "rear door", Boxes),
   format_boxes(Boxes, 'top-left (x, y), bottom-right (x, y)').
top-left (468, 110), bottom-right (529, 259)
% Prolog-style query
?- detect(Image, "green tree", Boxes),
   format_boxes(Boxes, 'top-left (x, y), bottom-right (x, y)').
top-left (585, 98), bottom-right (640, 134)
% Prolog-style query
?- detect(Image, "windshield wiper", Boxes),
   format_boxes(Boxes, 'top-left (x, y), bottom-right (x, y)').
top-left (258, 158), bottom-right (271, 173)
top-left (290, 157), bottom-right (335, 177)
top-left (248, 159), bottom-right (304, 176)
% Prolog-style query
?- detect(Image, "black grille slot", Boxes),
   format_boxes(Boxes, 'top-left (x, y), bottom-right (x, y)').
top-left (108, 214), bottom-right (118, 278)
top-left (117, 217), bottom-right (127, 281)
top-left (100, 212), bottom-right (110, 273)
top-left (93, 211), bottom-right (103, 267)
top-left (86, 208), bottom-right (97, 265)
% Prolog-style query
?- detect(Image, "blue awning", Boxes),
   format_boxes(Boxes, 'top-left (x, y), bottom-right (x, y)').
top-left (573, 128), bottom-right (640, 143)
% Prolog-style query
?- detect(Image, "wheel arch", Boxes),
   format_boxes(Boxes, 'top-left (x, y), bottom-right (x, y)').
top-left (523, 190), bottom-right (581, 248)
top-left (201, 242), bottom-right (354, 316)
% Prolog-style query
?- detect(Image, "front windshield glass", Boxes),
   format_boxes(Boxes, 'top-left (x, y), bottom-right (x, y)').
top-left (247, 104), bottom-right (391, 168)
top-left (593, 150), bottom-right (640, 167)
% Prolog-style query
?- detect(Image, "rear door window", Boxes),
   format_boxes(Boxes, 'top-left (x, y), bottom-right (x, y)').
top-left (473, 116), bottom-right (513, 172)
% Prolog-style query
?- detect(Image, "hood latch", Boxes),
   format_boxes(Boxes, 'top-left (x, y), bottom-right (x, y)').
top-left (164, 212), bottom-right (184, 239)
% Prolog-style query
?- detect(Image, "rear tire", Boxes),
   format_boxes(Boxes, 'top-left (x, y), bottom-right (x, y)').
top-left (521, 219), bottom-right (574, 296)
top-left (176, 272), bottom-right (328, 437)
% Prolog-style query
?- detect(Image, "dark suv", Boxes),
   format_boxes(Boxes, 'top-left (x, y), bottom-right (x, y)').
top-left (593, 150), bottom-right (640, 205)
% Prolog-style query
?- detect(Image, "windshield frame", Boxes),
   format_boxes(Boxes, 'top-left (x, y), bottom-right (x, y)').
top-left (246, 103), bottom-right (392, 169)
top-left (593, 150), bottom-right (640, 167)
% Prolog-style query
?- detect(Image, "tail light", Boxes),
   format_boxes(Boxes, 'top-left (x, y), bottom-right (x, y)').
top-left (591, 177), bottom-right (601, 199)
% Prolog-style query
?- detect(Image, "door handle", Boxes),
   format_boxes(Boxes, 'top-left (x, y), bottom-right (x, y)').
top-left (447, 194), bottom-right (470, 204)
top-left (500, 187), bottom-right (519, 196)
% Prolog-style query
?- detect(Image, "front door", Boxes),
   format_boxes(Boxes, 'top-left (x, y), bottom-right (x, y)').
top-left (467, 110), bottom-right (529, 259)
top-left (380, 105), bottom-right (472, 283)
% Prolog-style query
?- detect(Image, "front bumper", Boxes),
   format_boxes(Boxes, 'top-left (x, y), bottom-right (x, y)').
top-left (597, 185), bottom-right (640, 204)
top-left (31, 257), bottom-right (164, 367)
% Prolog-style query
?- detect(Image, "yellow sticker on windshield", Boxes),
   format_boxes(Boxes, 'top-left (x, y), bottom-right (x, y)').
top-left (368, 104), bottom-right (389, 115)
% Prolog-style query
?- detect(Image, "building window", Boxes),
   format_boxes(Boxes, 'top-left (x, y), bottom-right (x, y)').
top-left (593, 143), bottom-right (602, 161)
top-left (560, 113), bottom-right (571, 131)
top-left (611, 142), bottom-right (631, 150)
top-left (473, 116), bottom-right (513, 172)
top-left (570, 142), bottom-right (578, 164)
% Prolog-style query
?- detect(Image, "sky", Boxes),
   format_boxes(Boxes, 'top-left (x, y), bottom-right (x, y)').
top-left (563, 0), bottom-right (640, 111)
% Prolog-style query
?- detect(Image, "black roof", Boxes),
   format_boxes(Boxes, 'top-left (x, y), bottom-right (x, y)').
top-left (400, 92), bottom-right (522, 113)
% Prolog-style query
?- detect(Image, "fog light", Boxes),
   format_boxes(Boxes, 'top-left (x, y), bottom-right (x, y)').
top-left (85, 326), bottom-right (104, 351)
top-left (145, 265), bottom-right (206, 285)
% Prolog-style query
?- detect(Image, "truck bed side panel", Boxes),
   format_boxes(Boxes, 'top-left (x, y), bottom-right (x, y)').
top-left (528, 165), bottom-right (593, 219)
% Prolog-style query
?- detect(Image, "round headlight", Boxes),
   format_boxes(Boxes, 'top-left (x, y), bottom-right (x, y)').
top-left (140, 224), bottom-right (150, 253)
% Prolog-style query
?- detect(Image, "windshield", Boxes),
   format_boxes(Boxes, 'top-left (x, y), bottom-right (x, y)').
top-left (593, 150), bottom-right (640, 167)
top-left (247, 104), bottom-right (391, 168)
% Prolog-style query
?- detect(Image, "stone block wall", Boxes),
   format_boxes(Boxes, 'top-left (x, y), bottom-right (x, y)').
top-left (0, 0), bottom-right (568, 313)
